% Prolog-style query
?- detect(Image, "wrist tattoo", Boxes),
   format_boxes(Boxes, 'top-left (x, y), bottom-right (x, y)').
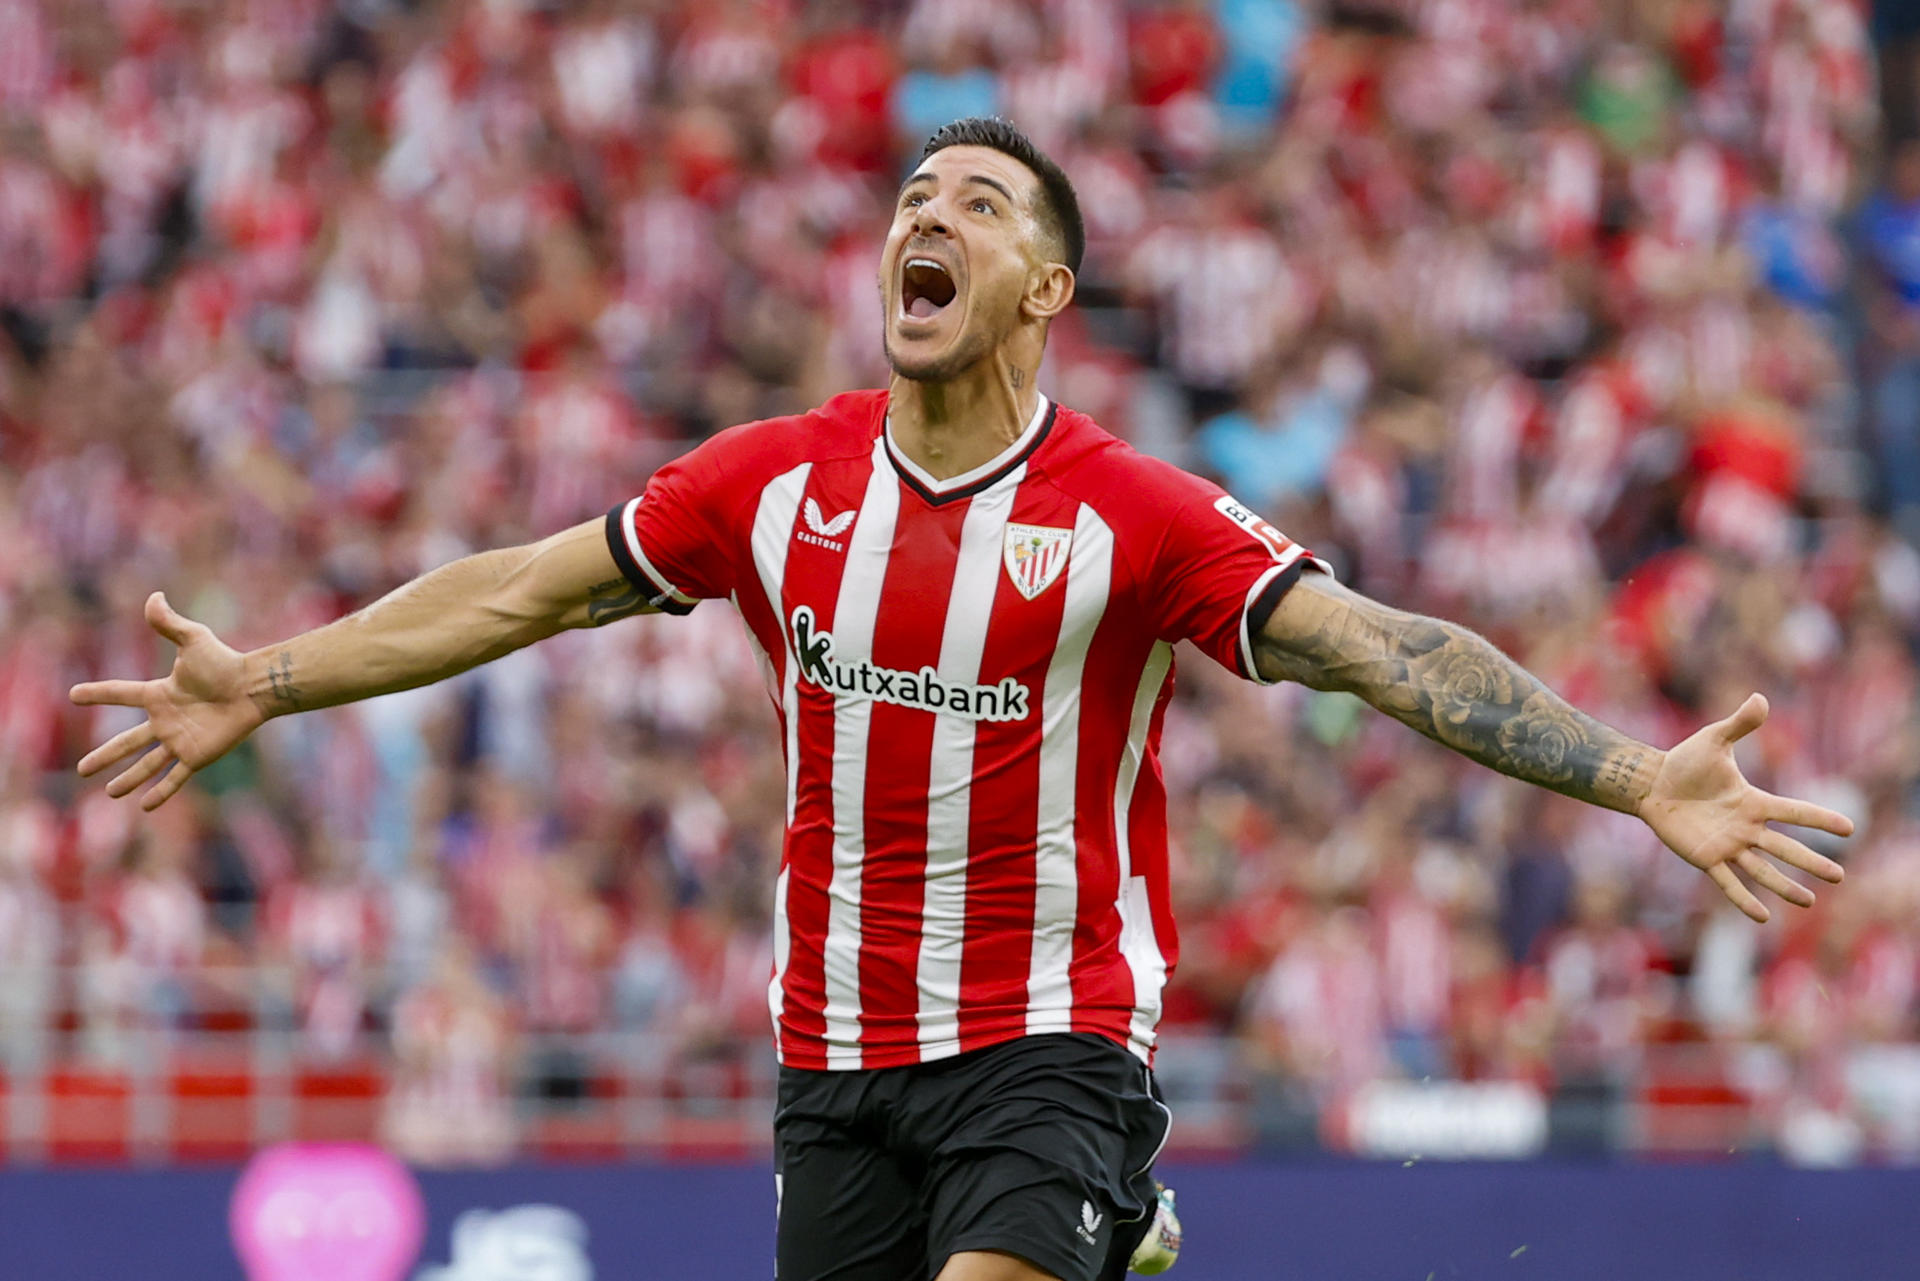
top-left (1600, 751), bottom-right (1646, 797)
top-left (1256, 586), bottom-right (1656, 813)
top-left (266, 650), bottom-right (304, 712)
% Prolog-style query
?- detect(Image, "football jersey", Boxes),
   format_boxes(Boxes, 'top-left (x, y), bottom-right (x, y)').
top-left (605, 389), bottom-right (1326, 1070)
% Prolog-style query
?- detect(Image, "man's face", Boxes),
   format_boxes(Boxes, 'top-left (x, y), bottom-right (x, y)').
top-left (880, 145), bottom-right (1051, 382)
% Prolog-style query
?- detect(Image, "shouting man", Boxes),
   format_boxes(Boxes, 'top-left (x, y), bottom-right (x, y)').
top-left (74, 119), bottom-right (1851, 1281)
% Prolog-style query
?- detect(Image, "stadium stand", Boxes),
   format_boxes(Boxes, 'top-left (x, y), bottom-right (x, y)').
top-left (3, 0), bottom-right (1917, 1167)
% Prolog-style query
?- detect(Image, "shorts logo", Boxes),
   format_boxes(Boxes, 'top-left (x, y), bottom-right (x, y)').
top-left (789, 606), bottom-right (1031, 722)
top-left (1076, 1200), bottom-right (1102, 1246)
top-left (1003, 522), bottom-right (1073, 600)
top-left (798, 498), bottom-right (855, 551)
top-left (1212, 494), bottom-right (1293, 562)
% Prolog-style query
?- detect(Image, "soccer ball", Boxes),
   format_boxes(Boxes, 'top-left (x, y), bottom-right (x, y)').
top-left (1128, 1182), bottom-right (1183, 1275)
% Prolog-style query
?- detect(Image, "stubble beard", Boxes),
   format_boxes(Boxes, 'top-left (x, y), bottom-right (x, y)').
top-left (883, 319), bottom-right (998, 384)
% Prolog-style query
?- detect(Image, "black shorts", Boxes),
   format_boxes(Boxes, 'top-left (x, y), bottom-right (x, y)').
top-left (774, 1032), bottom-right (1172, 1281)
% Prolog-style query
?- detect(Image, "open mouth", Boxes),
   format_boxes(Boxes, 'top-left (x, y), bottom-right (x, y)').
top-left (901, 257), bottom-right (957, 321)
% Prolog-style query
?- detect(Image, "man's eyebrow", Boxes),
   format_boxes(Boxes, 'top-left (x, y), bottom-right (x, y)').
top-left (899, 171), bottom-right (1020, 205)
top-left (961, 174), bottom-right (1017, 204)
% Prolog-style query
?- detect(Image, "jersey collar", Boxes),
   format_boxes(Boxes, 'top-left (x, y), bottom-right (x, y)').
top-left (883, 394), bottom-right (1055, 507)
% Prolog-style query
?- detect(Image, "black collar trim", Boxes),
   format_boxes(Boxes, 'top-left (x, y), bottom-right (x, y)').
top-left (885, 402), bottom-right (1058, 507)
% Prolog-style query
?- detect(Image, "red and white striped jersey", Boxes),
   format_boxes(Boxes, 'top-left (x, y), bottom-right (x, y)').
top-left (606, 390), bottom-right (1325, 1070)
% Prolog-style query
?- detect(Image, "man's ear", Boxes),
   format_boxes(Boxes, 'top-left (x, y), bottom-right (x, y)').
top-left (1021, 263), bottom-right (1075, 322)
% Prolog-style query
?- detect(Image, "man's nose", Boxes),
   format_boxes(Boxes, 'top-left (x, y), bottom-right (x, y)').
top-left (910, 203), bottom-right (952, 238)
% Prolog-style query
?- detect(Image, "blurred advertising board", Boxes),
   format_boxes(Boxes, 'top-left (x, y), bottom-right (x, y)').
top-left (3, 1155), bottom-right (1919, 1280)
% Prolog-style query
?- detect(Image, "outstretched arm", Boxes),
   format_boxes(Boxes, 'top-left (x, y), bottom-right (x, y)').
top-left (1255, 573), bottom-right (1853, 921)
top-left (72, 517), bottom-right (651, 810)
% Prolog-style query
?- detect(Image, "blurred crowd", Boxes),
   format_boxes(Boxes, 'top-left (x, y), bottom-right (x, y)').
top-left (2, 0), bottom-right (1920, 1166)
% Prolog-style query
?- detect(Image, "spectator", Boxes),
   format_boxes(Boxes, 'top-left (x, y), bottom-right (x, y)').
top-left (0, 807), bottom-right (58, 1070)
top-left (79, 816), bottom-right (207, 1062)
top-left (1860, 138), bottom-right (1920, 531)
top-left (262, 840), bottom-right (384, 1063)
top-left (891, 40), bottom-right (1001, 153)
top-left (384, 938), bottom-right (516, 1167)
top-left (1194, 340), bottom-right (1366, 510)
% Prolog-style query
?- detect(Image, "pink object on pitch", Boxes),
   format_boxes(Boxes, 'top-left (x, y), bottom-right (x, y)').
top-left (230, 1143), bottom-right (426, 1281)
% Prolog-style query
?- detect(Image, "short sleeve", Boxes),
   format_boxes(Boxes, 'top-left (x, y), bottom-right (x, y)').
top-left (1140, 467), bottom-right (1332, 683)
top-left (604, 425), bottom-right (765, 613)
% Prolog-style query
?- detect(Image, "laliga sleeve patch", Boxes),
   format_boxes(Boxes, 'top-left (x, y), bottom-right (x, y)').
top-left (1211, 495), bottom-right (1296, 561)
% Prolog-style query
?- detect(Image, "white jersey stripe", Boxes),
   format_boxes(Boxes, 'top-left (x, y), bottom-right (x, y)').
top-left (1123, 877), bottom-right (1168, 1058)
top-left (1115, 642), bottom-right (1173, 1058)
top-left (768, 865), bottom-right (791, 1056)
top-left (821, 442), bottom-right (900, 1066)
top-left (1026, 504), bottom-right (1113, 1034)
top-left (913, 465), bottom-right (1029, 1058)
top-left (748, 461), bottom-right (811, 1056)
top-left (750, 463), bottom-right (813, 823)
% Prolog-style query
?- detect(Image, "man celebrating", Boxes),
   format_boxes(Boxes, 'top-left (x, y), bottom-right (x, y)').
top-left (74, 119), bottom-right (1851, 1281)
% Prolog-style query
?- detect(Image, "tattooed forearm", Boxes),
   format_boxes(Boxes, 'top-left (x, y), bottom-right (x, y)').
top-left (1255, 579), bottom-right (1661, 813)
top-left (585, 577), bottom-right (647, 626)
top-left (265, 650), bottom-right (304, 713)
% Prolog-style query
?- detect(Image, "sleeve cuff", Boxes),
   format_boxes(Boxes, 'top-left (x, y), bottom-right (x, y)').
top-left (1236, 552), bottom-right (1333, 684)
top-left (604, 499), bottom-right (699, 616)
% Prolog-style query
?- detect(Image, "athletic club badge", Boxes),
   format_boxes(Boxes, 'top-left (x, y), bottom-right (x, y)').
top-left (1002, 523), bottom-right (1073, 600)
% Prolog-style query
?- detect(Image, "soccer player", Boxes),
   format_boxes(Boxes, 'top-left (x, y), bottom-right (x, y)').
top-left (73, 118), bottom-right (1851, 1281)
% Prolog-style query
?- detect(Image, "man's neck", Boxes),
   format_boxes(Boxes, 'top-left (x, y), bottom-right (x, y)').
top-left (886, 360), bottom-right (1041, 482)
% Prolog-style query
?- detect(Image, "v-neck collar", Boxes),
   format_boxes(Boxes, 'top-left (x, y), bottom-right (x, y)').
top-left (883, 394), bottom-right (1054, 507)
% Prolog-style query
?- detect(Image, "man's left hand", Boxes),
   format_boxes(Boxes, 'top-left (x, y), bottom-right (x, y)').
top-left (1637, 693), bottom-right (1853, 922)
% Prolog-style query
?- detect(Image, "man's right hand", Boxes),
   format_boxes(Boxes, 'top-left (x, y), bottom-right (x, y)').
top-left (71, 591), bottom-right (267, 811)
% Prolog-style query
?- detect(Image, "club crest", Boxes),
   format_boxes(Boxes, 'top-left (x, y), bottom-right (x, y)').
top-left (1003, 523), bottom-right (1073, 600)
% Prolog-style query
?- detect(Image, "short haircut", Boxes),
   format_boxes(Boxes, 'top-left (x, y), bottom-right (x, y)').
top-left (919, 117), bottom-right (1085, 275)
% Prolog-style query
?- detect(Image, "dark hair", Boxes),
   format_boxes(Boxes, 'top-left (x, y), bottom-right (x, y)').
top-left (920, 117), bottom-right (1085, 275)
